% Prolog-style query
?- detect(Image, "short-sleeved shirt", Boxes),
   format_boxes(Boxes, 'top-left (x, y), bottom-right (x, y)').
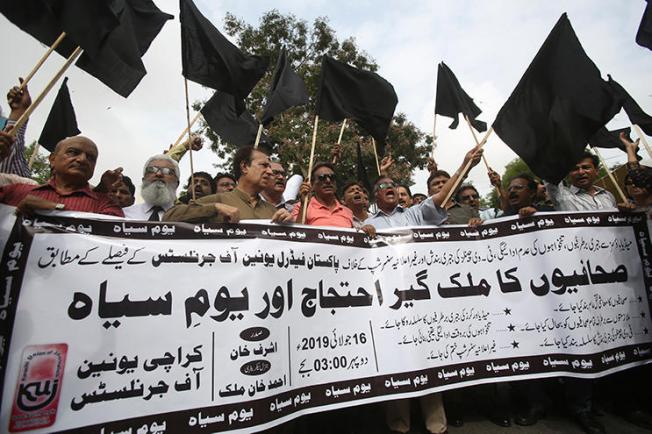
top-left (0, 178), bottom-right (124, 217)
top-left (291, 196), bottom-right (353, 228)
top-left (364, 196), bottom-right (447, 230)
top-left (445, 202), bottom-right (479, 225)
top-left (545, 182), bottom-right (617, 211)
top-left (163, 188), bottom-right (277, 223)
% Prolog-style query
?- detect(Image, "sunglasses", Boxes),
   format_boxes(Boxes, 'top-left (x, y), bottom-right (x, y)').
top-left (376, 182), bottom-right (396, 190)
top-left (272, 170), bottom-right (286, 177)
top-left (460, 194), bottom-right (479, 201)
top-left (316, 173), bottom-right (336, 183)
top-left (145, 166), bottom-right (176, 176)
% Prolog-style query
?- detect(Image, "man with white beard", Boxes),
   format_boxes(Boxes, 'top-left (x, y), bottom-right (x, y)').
top-left (123, 154), bottom-right (180, 221)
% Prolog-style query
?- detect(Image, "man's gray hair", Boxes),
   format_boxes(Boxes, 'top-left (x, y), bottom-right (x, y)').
top-left (143, 154), bottom-right (180, 179)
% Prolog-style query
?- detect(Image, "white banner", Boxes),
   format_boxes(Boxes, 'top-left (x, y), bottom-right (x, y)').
top-left (1, 209), bottom-right (651, 433)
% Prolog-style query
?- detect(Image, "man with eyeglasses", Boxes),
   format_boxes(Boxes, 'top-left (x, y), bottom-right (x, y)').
top-left (261, 161), bottom-right (295, 211)
top-left (164, 146), bottom-right (292, 224)
top-left (123, 154), bottom-right (180, 221)
top-left (214, 173), bottom-right (236, 193)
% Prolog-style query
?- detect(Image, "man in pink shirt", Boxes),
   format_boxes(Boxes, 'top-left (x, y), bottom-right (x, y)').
top-left (292, 162), bottom-right (375, 236)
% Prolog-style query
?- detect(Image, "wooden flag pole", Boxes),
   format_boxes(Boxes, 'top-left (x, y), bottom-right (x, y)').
top-left (19, 32), bottom-right (67, 91)
top-left (183, 78), bottom-right (197, 202)
top-left (442, 127), bottom-right (494, 206)
top-left (301, 115), bottom-right (319, 224)
top-left (591, 146), bottom-right (627, 203)
top-left (464, 115), bottom-right (501, 198)
top-left (633, 125), bottom-right (652, 161)
top-left (28, 143), bottom-right (41, 169)
top-left (10, 46), bottom-right (83, 136)
top-left (371, 138), bottom-right (381, 176)
top-left (253, 124), bottom-right (264, 149)
top-left (171, 111), bottom-right (202, 149)
top-left (337, 119), bottom-right (347, 144)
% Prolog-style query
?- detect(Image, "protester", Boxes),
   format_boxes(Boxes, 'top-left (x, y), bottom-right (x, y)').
top-left (342, 181), bottom-right (369, 226)
top-left (412, 193), bottom-right (427, 205)
top-left (109, 175), bottom-right (136, 208)
top-left (163, 146), bottom-right (292, 223)
top-left (427, 170), bottom-right (481, 225)
top-left (0, 136), bottom-right (123, 216)
top-left (214, 172), bottom-right (237, 193)
top-left (0, 79), bottom-right (31, 180)
top-left (504, 173), bottom-right (554, 216)
top-left (457, 182), bottom-right (503, 220)
top-left (164, 134), bottom-right (204, 162)
top-left (371, 144), bottom-right (483, 434)
top-left (261, 161), bottom-right (295, 211)
top-left (123, 154), bottom-right (180, 220)
top-left (178, 171), bottom-right (215, 204)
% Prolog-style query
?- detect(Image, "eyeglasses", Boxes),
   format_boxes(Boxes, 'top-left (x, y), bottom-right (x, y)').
top-left (272, 170), bottom-right (286, 178)
top-left (145, 166), bottom-right (176, 176)
top-left (316, 173), bottom-right (335, 183)
top-left (507, 184), bottom-right (527, 192)
top-left (460, 194), bottom-right (479, 201)
top-left (376, 182), bottom-right (396, 190)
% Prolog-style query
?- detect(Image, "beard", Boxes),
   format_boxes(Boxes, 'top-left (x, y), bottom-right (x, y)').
top-left (141, 179), bottom-right (177, 207)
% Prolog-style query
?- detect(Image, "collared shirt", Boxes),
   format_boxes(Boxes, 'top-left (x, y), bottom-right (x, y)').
top-left (0, 120), bottom-right (30, 178)
top-left (445, 202), bottom-right (479, 225)
top-left (545, 182), bottom-right (616, 211)
top-left (0, 177), bottom-right (124, 216)
top-left (364, 196), bottom-right (447, 229)
top-left (291, 196), bottom-right (353, 228)
top-left (123, 202), bottom-right (174, 220)
top-left (163, 187), bottom-right (277, 223)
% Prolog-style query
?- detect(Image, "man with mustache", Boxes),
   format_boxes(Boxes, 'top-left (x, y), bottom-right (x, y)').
top-left (124, 154), bottom-right (180, 221)
top-left (177, 171), bottom-right (215, 204)
top-left (342, 181), bottom-right (369, 226)
top-left (261, 161), bottom-right (295, 211)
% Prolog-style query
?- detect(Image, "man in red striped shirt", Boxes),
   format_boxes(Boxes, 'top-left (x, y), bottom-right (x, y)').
top-left (0, 136), bottom-right (123, 217)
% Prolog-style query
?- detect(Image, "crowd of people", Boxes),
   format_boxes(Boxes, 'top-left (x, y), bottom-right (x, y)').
top-left (1, 80), bottom-right (652, 434)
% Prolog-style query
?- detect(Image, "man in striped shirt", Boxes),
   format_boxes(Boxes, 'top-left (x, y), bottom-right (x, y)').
top-left (0, 136), bottom-right (123, 217)
top-left (0, 80), bottom-right (31, 180)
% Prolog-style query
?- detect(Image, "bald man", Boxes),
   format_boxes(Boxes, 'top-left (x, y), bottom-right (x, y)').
top-left (0, 136), bottom-right (123, 216)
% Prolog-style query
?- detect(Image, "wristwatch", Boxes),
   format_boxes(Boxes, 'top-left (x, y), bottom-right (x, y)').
top-left (54, 203), bottom-right (65, 210)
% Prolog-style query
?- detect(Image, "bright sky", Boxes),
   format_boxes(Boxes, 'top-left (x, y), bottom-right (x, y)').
top-left (1, 0), bottom-right (650, 200)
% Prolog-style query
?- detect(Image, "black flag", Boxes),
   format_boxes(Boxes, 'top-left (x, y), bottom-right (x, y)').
top-left (315, 56), bottom-right (398, 146)
top-left (75, 0), bottom-right (173, 98)
top-left (588, 127), bottom-right (639, 156)
top-left (637, 0), bottom-right (652, 50)
top-left (493, 13), bottom-right (620, 184)
top-left (435, 62), bottom-right (487, 132)
top-left (0, 0), bottom-right (119, 59)
top-left (38, 77), bottom-right (80, 152)
top-left (180, 0), bottom-right (268, 105)
top-left (201, 92), bottom-right (262, 147)
top-left (260, 49), bottom-right (309, 126)
top-left (607, 76), bottom-right (652, 136)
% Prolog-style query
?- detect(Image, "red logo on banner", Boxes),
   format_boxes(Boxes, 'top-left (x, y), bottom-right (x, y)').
top-left (9, 343), bottom-right (68, 432)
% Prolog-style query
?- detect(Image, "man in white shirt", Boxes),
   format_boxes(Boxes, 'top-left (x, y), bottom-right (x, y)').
top-left (123, 154), bottom-right (180, 221)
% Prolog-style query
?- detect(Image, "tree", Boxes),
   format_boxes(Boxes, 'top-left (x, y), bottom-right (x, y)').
top-left (197, 10), bottom-right (430, 189)
top-left (23, 141), bottom-right (50, 184)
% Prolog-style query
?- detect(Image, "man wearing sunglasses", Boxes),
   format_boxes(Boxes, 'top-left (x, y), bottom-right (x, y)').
top-left (262, 161), bottom-right (296, 212)
top-left (124, 154), bottom-right (180, 221)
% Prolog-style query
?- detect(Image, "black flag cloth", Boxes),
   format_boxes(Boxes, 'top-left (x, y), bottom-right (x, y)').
top-left (637, 0), bottom-right (652, 50)
top-left (435, 62), bottom-right (487, 132)
top-left (493, 13), bottom-right (620, 184)
top-left (38, 77), bottom-right (80, 152)
top-left (607, 76), bottom-right (652, 136)
top-left (201, 92), bottom-right (262, 147)
top-left (0, 0), bottom-right (119, 59)
top-left (260, 49), bottom-right (309, 126)
top-left (180, 0), bottom-right (268, 105)
top-left (588, 127), bottom-right (640, 159)
top-left (315, 56), bottom-right (398, 145)
top-left (76, 0), bottom-right (173, 98)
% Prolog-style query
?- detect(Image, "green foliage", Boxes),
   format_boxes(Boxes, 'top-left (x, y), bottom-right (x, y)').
top-left (23, 141), bottom-right (50, 184)
top-left (197, 10), bottom-right (430, 187)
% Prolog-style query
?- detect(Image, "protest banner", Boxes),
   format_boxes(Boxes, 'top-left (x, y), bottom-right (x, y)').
top-left (1, 207), bottom-right (651, 433)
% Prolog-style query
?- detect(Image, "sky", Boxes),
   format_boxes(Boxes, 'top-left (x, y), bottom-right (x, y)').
top-left (1, 0), bottom-right (651, 200)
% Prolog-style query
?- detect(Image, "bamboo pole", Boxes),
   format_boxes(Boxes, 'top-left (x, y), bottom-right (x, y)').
top-left (442, 127), bottom-right (494, 206)
top-left (253, 124), bottom-right (264, 149)
top-left (371, 138), bottom-right (381, 176)
top-left (301, 115), bottom-right (319, 224)
top-left (633, 125), bottom-right (652, 161)
top-left (10, 46), bottom-right (83, 136)
top-left (337, 119), bottom-right (347, 144)
top-left (464, 114), bottom-right (501, 198)
top-left (591, 146), bottom-right (627, 203)
top-left (171, 111), bottom-right (202, 149)
top-left (183, 78), bottom-right (196, 201)
top-left (19, 32), bottom-right (67, 91)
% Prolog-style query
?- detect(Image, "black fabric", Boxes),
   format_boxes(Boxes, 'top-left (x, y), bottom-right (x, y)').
top-left (38, 77), bottom-right (80, 152)
top-left (260, 49), bottom-right (309, 126)
top-left (315, 56), bottom-right (398, 145)
top-left (74, 0), bottom-right (172, 98)
top-left (607, 75), bottom-right (652, 136)
top-left (637, 0), bottom-right (652, 50)
top-left (588, 127), bottom-right (639, 155)
top-left (201, 92), bottom-right (262, 147)
top-left (356, 140), bottom-right (373, 195)
top-left (180, 0), bottom-right (268, 107)
top-left (492, 13), bottom-right (621, 184)
top-left (435, 62), bottom-right (487, 132)
top-left (0, 0), bottom-right (118, 60)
